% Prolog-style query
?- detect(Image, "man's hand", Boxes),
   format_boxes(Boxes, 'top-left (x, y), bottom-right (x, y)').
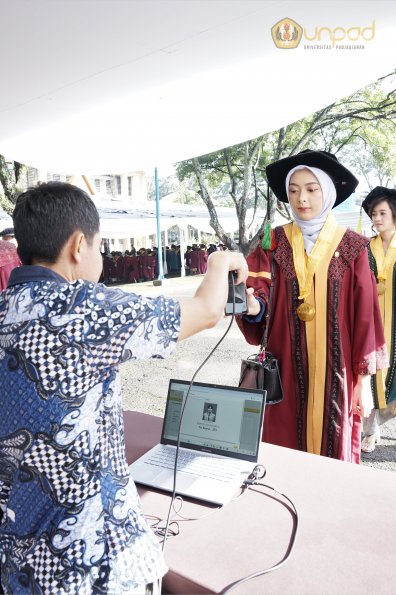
top-left (353, 375), bottom-right (373, 418)
top-left (208, 250), bottom-right (248, 285)
top-left (179, 250), bottom-right (249, 341)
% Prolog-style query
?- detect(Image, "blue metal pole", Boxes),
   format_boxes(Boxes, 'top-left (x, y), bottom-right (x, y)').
top-left (155, 167), bottom-right (164, 279)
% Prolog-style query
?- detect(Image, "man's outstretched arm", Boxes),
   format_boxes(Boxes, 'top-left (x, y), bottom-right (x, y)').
top-left (178, 251), bottom-right (248, 341)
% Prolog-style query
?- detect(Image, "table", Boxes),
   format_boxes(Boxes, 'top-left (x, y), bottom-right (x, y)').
top-left (124, 411), bottom-right (396, 595)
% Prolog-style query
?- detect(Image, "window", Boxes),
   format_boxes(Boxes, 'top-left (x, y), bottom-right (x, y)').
top-left (95, 179), bottom-right (101, 193)
top-left (27, 168), bottom-right (38, 187)
top-left (115, 175), bottom-right (121, 194)
top-left (48, 173), bottom-right (69, 182)
top-left (106, 179), bottom-right (112, 195)
top-left (128, 176), bottom-right (132, 196)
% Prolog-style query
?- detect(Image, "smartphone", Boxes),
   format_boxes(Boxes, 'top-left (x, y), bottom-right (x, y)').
top-left (225, 271), bottom-right (247, 316)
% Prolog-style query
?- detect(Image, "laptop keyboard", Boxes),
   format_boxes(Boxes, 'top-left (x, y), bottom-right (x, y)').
top-left (144, 447), bottom-right (247, 483)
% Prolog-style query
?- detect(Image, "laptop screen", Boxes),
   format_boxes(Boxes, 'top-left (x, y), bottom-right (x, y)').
top-left (161, 379), bottom-right (266, 461)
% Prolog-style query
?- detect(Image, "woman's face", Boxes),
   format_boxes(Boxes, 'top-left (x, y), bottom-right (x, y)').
top-left (371, 200), bottom-right (396, 234)
top-left (288, 169), bottom-right (323, 221)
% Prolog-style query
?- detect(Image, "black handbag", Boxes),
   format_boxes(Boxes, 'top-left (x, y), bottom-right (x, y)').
top-left (238, 254), bottom-right (283, 405)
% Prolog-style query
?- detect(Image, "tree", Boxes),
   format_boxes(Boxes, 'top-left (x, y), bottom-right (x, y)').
top-left (341, 121), bottom-right (396, 190)
top-left (176, 72), bottom-right (396, 256)
top-left (146, 174), bottom-right (205, 205)
top-left (0, 155), bottom-right (26, 215)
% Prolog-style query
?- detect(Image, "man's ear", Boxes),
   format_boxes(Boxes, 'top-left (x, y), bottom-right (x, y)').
top-left (70, 231), bottom-right (85, 264)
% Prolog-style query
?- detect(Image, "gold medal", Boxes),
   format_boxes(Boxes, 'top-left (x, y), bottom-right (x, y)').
top-left (296, 303), bottom-right (316, 322)
top-left (377, 281), bottom-right (386, 295)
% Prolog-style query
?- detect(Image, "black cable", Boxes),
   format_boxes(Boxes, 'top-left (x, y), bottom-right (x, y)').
top-left (219, 479), bottom-right (299, 594)
top-left (157, 279), bottom-right (299, 593)
top-left (161, 279), bottom-right (237, 551)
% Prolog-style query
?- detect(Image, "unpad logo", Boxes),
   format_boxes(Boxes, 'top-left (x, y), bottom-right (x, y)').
top-left (271, 17), bottom-right (302, 49)
top-left (271, 17), bottom-right (376, 49)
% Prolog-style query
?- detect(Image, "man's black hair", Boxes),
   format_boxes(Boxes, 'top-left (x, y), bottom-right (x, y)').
top-left (13, 182), bottom-right (100, 265)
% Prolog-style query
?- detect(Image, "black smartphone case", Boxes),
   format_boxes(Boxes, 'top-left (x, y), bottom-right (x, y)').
top-left (225, 272), bottom-right (247, 315)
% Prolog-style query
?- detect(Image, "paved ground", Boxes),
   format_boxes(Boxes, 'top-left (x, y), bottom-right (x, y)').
top-left (117, 275), bottom-right (396, 472)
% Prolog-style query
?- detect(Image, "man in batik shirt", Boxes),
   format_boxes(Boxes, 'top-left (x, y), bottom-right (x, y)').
top-left (0, 182), bottom-right (247, 594)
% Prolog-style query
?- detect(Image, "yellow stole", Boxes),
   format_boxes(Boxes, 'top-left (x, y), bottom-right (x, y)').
top-left (291, 213), bottom-right (339, 300)
top-left (284, 215), bottom-right (346, 454)
top-left (370, 234), bottom-right (396, 408)
top-left (371, 232), bottom-right (396, 282)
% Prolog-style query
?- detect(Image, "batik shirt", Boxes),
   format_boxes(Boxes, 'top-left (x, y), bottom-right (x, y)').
top-left (0, 266), bottom-right (180, 594)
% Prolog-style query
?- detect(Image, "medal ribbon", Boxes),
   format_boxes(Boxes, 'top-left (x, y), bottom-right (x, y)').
top-left (291, 213), bottom-right (339, 300)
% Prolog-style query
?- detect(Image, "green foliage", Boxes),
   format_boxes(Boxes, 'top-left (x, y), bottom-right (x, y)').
top-left (0, 193), bottom-right (14, 216)
top-left (0, 155), bottom-right (27, 214)
top-left (175, 72), bottom-right (396, 255)
top-left (341, 119), bottom-right (396, 188)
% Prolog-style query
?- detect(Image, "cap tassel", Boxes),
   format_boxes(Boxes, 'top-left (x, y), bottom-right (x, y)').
top-left (356, 205), bottom-right (363, 234)
top-left (261, 221), bottom-right (275, 250)
top-left (262, 189), bottom-right (276, 250)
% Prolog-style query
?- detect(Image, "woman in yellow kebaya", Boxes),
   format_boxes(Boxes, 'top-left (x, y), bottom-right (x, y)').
top-left (361, 187), bottom-right (396, 452)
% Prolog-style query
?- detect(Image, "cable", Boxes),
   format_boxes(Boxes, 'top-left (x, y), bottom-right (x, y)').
top-left (171, 495), bottom-right (221, 521)
top-left (161, 278), bottom-right (237, 551)
top-left (219, 477), bottom-right (299, 594)
top-left (157, 279), bottom-right (299, 593)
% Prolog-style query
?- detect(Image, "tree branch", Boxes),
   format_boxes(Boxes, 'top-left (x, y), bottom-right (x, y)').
top-left (192, 158), bottom-right (238, 250)
top-left (223, 148), bottom-right (238, 207)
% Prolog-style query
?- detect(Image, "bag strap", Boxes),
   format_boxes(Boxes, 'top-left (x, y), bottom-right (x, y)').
top-left (260, 252), bottom-right (275, 351)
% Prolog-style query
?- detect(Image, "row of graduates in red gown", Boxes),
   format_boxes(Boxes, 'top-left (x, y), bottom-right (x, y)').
top-left (102, 248), bottom-right (161, 283)
top-left (0, 228), bottom-right (21, 290)
top-left (185, 244), bottom-right (208, 275)
top-left (101, 243), bottom-right (226, 283)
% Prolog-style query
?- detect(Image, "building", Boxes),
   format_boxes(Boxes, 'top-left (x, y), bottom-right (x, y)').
top-left (0, 167), bottom-right (372, 258)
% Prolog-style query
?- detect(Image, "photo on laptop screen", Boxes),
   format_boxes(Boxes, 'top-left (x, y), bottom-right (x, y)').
top-left (161, 380), bottom-right (265, 462)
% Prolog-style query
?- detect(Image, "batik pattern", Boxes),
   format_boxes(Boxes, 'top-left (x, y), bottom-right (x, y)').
top-left (0, 274), bottom-right (180, 594)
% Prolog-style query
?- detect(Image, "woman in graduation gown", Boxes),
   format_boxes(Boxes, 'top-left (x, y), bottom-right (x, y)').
top-left (237, 150), bottom-right (387, 463)
top-left (361, 187), bottom-right (396, 452)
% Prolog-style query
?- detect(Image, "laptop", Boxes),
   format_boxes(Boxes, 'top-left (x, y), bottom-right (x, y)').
top-left (129, 379), bottom-right (266, 505)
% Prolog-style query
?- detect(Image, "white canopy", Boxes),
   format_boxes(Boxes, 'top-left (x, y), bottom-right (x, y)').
top-left (96, 199), bottom-right (259, 237)
top-left (95, 197), bottom-right (371, 239)
top-left (0, 1), bottom-right (395, 173)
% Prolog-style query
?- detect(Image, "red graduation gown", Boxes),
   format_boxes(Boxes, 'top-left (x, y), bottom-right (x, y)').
top-left (237, 226), bottom-right (387, 463)
top-left (0, 241), bottom-right (20, 291)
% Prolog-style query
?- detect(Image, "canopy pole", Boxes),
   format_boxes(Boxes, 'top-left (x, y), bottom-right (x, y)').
top-left (155, 166), bottom-right (164, 280)
top-left (179, 224), bottom-right (186, 277)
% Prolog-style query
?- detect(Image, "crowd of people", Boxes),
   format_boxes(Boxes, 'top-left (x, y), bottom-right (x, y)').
top-left (0, 227), bottom-right (21, 290)
top-left (101, 243), bottom-right (227, 283)
top-left (0, 148), bottom-right (395, 593)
